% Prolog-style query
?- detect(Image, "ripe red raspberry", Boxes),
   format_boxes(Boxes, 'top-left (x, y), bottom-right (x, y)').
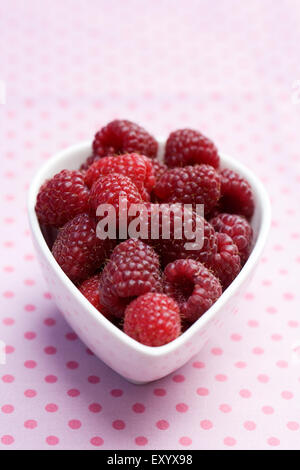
top-left (165, 129), bottom-right (220, 169)
top-left (139, 204), bottom-right (217, 267)
top-left (154, 164), bottom-right (221, 216)
top-left (52, 213), bottom-right (114, 283)
top-left (99, 239), bottom-right (163, 318)
top-left (220, 168), bottom-right (254, 219)
top-left (207, 233), bottom-right (241, 288)
top-left (78, 273), bottom-right (111, 318)
top-left (93, 119), bottom-right (158, 159)
top-left (124, 293), bottom-right (181, 346)
top-left (151, 159), bottom-right (167, 182)
top-left (164, 259), bottom-right (222, 324)
top-left (89, 173), bottom-right (143, 222)
top-left (85, 153), bottom-right (155, 202)
top-left (209, 213), bottom-right (253, 264)
top-left (35, 170), bottom-right (89, 227)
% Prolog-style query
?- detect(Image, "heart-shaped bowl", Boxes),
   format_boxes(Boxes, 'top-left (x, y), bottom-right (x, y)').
top-left (28, 141), bottom-right (271, 384)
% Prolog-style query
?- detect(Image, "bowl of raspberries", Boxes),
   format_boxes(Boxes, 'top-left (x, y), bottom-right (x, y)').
top-left (28, 120), bottom-right (271, 383)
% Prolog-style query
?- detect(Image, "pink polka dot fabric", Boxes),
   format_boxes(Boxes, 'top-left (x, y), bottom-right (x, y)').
top-left (1, 0), bottom-right (300, 450)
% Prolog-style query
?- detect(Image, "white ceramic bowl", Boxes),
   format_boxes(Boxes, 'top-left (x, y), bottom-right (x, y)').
top-left (28, 141), bottom-right (271, 384)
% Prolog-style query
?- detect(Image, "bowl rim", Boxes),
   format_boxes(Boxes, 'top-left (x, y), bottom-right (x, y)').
top-left (28, 141), bottom-right (271, 358)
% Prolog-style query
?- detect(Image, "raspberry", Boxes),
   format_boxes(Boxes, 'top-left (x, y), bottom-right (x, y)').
top-left (139, 204), bottom-right (217, 267)
top-left (209, 213), bottom-right (253, 264)
top-left (220, 168), bottom-right (254, 219)
top-left (85, 153), bottom-right (155, 202)
top-left (78, 273), bottom-right (111, 318)
top-left (165, 129), bottom-right (219, 169)
top-left (164, 259), bottom-right (222, 324)
top-left (207, 233), bottom-right (241, 288)
top-left (154, 164), bottom-right (221, 216)
top-left (52, 213), bottom-right (114, 283)
top-left (89, 173), bottom-right (143, 221)
top-left (93, 119), bottom-right (158, 159)
top-left (35, 170), bottom-right (89, 227)
top-left (124, 293), bottom-right (181, 346)
top-left (151, 159), bottom-right (167, 182)
top-left (99, 239), bottom-right (163, 318)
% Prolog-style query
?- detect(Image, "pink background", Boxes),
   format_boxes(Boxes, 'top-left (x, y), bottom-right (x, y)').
top-left (1, 0), bottom-right (300, 450)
